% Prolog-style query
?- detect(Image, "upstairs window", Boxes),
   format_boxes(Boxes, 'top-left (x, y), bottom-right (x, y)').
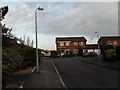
top-left (60, 42), bottom-right (64, 46)
top-left (108, 41), bottom-right (112, 45)
top-left (66, 42), bottom-right (70, 46)
top-left (79, 42), bottom-right (84, 46)
top-left (113, 41), bottom-right (117, 44)
top-left (74, 42), bottom-right (78, 46)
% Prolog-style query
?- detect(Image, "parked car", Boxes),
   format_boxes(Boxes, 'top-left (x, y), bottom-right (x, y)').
top-left (83, 52), bottom-right (97, 57)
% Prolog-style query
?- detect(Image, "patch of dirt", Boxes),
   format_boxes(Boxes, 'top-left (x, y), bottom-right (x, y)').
top-left (5, 83), bottom-right (21, 88)
top-left (13, 67), bottom-right (35, 75)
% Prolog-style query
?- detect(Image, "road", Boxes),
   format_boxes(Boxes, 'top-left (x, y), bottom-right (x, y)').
top-left (52, 57), bottom-right (119, 88)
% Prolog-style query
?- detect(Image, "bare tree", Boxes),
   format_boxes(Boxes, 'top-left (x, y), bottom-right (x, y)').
top-left (26, 37), bottom-right (30, 46)
top-left (30, 40), bottom-right (34, 47)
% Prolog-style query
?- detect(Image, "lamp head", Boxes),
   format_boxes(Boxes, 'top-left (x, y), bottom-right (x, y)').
top-left (37, 7), bottom-right (44, 10)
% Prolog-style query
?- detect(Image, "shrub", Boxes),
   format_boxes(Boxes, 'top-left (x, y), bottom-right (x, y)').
top-left (116, 45), bottom-right (120, 56)
top-left (2, 47), bottom-right (23, 72)
top-left (2, 47), bottom-right (23, 88)
top-left (19, 47), bottom-right (37, 69)
top-left (103, 45), bottom-right (115, 62)
top-left (105, 49), bottom-right (116, 58)
top-left (104, 49), bottom-right (117, 62)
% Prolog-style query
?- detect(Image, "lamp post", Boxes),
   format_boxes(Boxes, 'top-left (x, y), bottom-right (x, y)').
top-left (91, 38), bottom-right (93, 44)
top-left (35, 7), bottom-right (44, 72)
top-left (95, 32), bottom-right (100, 55)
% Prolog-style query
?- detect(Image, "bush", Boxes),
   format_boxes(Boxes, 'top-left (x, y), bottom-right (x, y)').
top-left (19, 47), bottom-right (37, 69)
top-left (116, 45), bottom-right (120, 56)
top-left (2, 45), bottom-right (42, 88)
top-left (105, 49), bottom-right (116, 58)
top-left (104, 49), bottom-right (116, 62)
top-left (103, 45), bottom-right (115, 62)
top-left (103, 45), bottom-right (120, 62)
top-left (2, 47), bottom-right (23, 72)
top-left (2, 47), bottom-right (23, 88)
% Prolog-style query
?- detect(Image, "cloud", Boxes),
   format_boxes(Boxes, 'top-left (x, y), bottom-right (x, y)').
top-left (3, 2), bottom-right (118, 36)
top-left (1, 2), bottom-right (118, 49)
top-left (36, 2), bottom-right (118, 37)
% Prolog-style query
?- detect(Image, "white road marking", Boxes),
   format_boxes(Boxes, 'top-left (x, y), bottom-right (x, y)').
top-left (51, 60), bottom-right (67, 89)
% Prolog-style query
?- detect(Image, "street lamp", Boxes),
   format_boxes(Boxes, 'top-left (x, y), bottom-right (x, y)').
top-left (95, 32), bottom-right (100, 55)
top-left (95, 32), bottom-right (99, 39)
top-left (91, 38), bottom-right (93, 44)
top-left (35, 7), bottom-right (44, 72)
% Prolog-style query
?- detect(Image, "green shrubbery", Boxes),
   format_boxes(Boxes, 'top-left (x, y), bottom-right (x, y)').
top-left (2, 46), bottom-right (40, 88)
top-left (103, 45), bottom-right (120, 62)
top-left (2, 46), bottom-right (23, 87)
top-left (19, 47), bottom-right (36, 69)
top-left (116, 45), bottom-right (120, 56)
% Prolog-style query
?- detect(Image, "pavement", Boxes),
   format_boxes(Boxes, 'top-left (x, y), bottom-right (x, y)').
top-left (82, 55), bottom-right (120, 71)
top-left (23, 57), bottom-right (64, 88)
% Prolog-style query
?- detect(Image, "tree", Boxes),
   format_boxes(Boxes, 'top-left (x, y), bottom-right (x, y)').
top-left (26, 37), bottom-right (30, 46)
top-left (2, 24), bottom-right (13, 37)
top-left (0, 6), bottom-right (8, 20)
top-left (30, 40), bottom-right (34, 47)
top-left (78, 47), bottom-right (83, 56)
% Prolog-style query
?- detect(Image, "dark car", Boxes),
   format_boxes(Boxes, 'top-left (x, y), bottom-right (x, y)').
top-left (83, 52), bottom-right (97, 57)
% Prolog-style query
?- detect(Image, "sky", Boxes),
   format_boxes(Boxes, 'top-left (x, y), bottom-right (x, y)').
top-left (0, 2), bottom-right (118, 50)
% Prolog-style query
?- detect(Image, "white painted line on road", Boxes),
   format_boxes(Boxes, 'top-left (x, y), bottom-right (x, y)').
top-left (19, 84), bottom-right (23, 88)
top-left (19, 82), bottom-right (23, 88)
top-left (51, 60), bottom-right (67, 89)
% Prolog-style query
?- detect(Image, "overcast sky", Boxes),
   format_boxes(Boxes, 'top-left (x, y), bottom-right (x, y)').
top-left (1, 2), bottom-right (118, 50)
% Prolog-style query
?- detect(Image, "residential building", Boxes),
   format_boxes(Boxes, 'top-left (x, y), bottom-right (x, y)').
top-left (56, 37), bottom-right (87, 56)
top-left (98, 36), bottom-right (120, 54)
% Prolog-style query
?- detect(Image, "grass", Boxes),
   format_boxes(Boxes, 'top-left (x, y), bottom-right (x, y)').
top-left (112, 61), bottom-right (120, 64)
top-left (84, 57), bottom-right (96, 62)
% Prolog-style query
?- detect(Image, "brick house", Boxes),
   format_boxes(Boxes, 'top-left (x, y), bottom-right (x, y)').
top-left (56, 37), bottom-right (87, 56)
top-left (98, 36), bottom-right (120, 54)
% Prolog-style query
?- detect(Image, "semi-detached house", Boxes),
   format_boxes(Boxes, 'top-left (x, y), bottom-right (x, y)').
top-left (98, 36), bottom-right (120, 54)
top-left (56, 37), bottom-right (87, 56)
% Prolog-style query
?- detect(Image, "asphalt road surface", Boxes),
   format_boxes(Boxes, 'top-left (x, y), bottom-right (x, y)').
top-left (52, 57), bottom-right (119, 88)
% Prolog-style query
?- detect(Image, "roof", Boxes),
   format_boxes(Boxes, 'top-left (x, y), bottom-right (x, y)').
top-left (98, 36), bottom-right (120, 42)
top-left (83, 44), bottom-right (98, 49)
top-left (56, 37), bottom-right (87, 42)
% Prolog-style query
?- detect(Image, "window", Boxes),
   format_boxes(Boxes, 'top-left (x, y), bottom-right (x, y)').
top-left (79, 42), bottom-right (84, 46)
top-left (66, 42), bottom-right (70, 46)
top-left (108, 41), bottom-right (112, 45)
top-left (65, 49), bottom-right (70, 54)
top-left (113, 41), bottom-right (117, 44)
top-left (73, 49), bottom-right (78, 54)
top-left (60, 42), bottom-right (64, 46)
top-left (74, 42), bottom-right (78, 46)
